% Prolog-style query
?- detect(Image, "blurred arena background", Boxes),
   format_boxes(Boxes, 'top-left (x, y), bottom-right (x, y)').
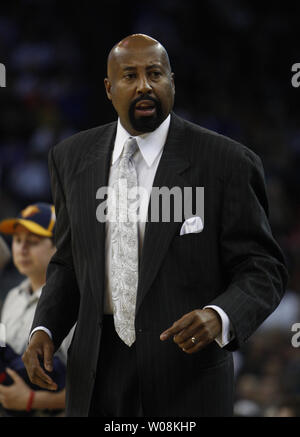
top-left (0, 0), bottom-right (299, 417)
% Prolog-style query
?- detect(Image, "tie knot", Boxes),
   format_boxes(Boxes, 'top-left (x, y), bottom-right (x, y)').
top-left (122, 137), bottom-right (138, 160)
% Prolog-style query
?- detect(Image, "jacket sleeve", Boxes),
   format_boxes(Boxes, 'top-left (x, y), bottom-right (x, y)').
top-left (209, 147), bottom-right (288, 351)
top-left (31, 146), bottom-right (80, 351)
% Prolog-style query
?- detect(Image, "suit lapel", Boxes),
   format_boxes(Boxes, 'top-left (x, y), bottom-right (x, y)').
top-left (136, 113), bottom-right (191, 315)
top-left (75, 123), bottom-right (117, 177)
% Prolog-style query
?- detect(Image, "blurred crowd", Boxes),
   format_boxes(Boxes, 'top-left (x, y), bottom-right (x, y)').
top-left (0, 0), bottom-right (299, 417)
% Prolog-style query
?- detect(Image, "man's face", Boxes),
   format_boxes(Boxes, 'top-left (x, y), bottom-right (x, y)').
top-left (12, 225), bottom-right (56, 278)
top-left (104, 44), bottom-right (175, 135)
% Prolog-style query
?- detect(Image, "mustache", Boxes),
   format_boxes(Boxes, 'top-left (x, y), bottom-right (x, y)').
top-left (130, 95), bottom-right (159, 108)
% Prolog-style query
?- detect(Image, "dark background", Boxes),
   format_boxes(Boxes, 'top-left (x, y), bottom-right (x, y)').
top-left (0, 0), bottom-right (300, 417)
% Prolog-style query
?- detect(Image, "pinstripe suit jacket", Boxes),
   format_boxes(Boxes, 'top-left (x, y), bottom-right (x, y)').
top-left (31, 112), bottom-right (288, 416)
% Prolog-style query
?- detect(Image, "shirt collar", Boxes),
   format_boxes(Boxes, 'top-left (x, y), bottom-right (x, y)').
top-left (112, 114), bottom-right (171, 168)
top-left (18, 277), bottom-right (43, 300)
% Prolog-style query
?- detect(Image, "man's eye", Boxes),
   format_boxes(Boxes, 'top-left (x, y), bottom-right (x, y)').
top-left (124, 73), bottom-right (136, 79)
top-left (149, 71), bottom-right (161, 78)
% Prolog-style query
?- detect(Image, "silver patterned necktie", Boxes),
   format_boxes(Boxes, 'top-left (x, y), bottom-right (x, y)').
top-left (110, 137), bottom-right (139, 346)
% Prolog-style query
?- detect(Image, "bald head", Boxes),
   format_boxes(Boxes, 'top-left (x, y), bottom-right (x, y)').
top-left (104, 33), bottom-right (175, 135)
top-left (107, 34), bottom-right (171, 78)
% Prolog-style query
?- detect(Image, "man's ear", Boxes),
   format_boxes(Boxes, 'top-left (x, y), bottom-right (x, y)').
top-left (171, 72), bottom-right (175, 94)
top-left (104, 78), bottom-right (112, 100)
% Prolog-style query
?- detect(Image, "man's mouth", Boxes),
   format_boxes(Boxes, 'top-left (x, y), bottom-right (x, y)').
top-left (134, 100), bottom-right (156, 117)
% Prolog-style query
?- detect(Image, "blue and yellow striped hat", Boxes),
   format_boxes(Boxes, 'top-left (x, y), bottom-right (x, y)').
top-left (0, 203), bottom-right (56, 237)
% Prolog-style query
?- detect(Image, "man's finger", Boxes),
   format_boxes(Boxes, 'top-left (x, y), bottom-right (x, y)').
top-left (32, 363), bottom-right (57, 390)
top-left (25, 349), bottom-right (57, 389)
top-left (160, 312), bottom-right (195, 340)
top-left (31, 364), bottom-right (57, 390)
top-left (172, 322), bottom-right (199, 345)
top-left (32, 373), bottom-right (57, 391)
top-left (183, 339), bottom-right (206, 354)
top-left (43, 343), bottom-right (54, 372)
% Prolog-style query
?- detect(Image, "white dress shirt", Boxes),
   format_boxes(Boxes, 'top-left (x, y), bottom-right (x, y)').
top-left (32, 115), bottom-right (233, 347)
top-left (2, 278), bottom-right (72, 364)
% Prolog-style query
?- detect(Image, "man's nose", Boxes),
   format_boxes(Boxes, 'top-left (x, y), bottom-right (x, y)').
top-left (137, 75), bottom-right (152, 94)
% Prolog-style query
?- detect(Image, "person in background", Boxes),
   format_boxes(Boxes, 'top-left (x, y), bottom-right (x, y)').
top-left (0, 203), bottom-right (71, 416)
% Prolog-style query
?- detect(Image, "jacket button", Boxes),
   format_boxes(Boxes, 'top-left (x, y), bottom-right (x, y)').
top-left (138, 328), bottom-right (143, 333)
top-left (91, 370), bottom-right (96, 380)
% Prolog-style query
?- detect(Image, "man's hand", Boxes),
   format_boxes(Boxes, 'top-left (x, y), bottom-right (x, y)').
top-left (160, 308), bottom-right (222, 354)
top-left (22, 330), bottom-right (57, 391)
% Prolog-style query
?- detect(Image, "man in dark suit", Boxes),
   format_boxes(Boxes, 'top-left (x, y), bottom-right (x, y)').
top-left (22, 34), bottom-right (288, 417)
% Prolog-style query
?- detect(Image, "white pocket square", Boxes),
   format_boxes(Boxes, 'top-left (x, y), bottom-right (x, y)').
top-left (180, 216), bottom-right (204, 236)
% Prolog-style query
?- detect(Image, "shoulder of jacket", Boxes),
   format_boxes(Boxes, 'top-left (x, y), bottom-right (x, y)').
top-left (51, 121), bottom-right (116, 158)
top-left (182, 116), bottom-right (261, 163)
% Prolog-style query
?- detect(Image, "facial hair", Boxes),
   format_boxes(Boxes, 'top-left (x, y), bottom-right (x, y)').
top-left (129, 95), bottom-right (164, 133)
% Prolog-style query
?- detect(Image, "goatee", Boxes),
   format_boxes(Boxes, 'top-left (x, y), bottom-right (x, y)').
top-left (129, 95), bottom-right (164, 133)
